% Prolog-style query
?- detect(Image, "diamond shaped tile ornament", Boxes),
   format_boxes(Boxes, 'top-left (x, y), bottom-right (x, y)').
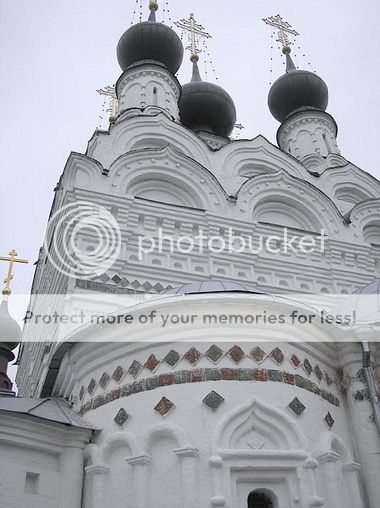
top-left (205, 345), bottom-right (224, 364)
top-left (203, 391), bottom-right (225, 412)
top-left (270, 347), bottom-right (284, 365)
top-left (99, 372), bottom-right (111, 389)
top-left (314, 365), bottom-right (323, 381)
top-left (128, 360), bottom-right (142, 378)
top-left (145, 354), bottom-right (160, 372)
top-left (184, 347), bottom-right (202, 365)
top-left (291, 354), bottom-right (301, 367)
top-left (112, 366), bottom-right (126, 383)
top-left (112, 274), bottom-right (122, 284)
top-left (325, 412), bottom-right (335, 429)
top-left (163, 350), bottom-right (181, 367)
top-left (114, 408), bottom-right (130, 427)
top-left (87, 379), bottom-right (97, 395)
top-left (289, 397), bottom-right (306, 416)
top-left (154, 397), bottom-right (175, 416)
top-left (304, 359), bottom-right (313, 376)
top-left (228, 345), bottom-right (245, 364)
top-left (250, 346), bottom-right (267, 364)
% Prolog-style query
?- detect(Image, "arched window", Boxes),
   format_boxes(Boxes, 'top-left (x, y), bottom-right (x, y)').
top-left (248, 491), bottom-right (273, 508)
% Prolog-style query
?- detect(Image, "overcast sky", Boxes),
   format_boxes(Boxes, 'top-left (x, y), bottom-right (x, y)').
top-left (1, 0), bottom-right (379, 309)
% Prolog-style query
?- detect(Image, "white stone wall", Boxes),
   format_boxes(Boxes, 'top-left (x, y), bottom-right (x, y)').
top-left (0, 412), bottom-right (91, 508)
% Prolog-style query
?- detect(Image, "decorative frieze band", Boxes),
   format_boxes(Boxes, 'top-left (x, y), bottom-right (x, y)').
top-left (80, 345), bottom-right (337, 402)
top-left (79, 367), bottom-right (340, 416)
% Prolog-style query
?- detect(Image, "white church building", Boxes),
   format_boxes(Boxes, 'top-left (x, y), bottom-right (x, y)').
top-left (0, 2), bottom-right (380, 507)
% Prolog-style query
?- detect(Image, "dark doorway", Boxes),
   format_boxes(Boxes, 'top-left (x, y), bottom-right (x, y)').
top-left (248, 491), bottom-right (273, 508)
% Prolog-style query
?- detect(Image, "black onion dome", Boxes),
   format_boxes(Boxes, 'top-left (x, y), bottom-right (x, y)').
top-left (117, 7), bottom-right (184, 74)
top-left (268, 50), bottom-right (328, 123)
top-left (179, 61), bottom-right (237, 137)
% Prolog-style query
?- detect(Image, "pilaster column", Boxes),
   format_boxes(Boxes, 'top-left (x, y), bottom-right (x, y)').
top-left (84, 465), bottom-right (109, 508)
top-left (302, 459), bottom-right (325, 507)
top-left (59, 440), bottom-right (86, 508)
top-left (315, 451), bottom-right (342, 508)
top-left (339, 343), bottom-right (380, 508)
top-left (174, 447), bottom-right (199, 508)
top-left (126, 454), bottom-right (151, 508)
top-left (343, 462), bottom-right (365, 508)
top-left (209, 455), bottom-right (226, 507)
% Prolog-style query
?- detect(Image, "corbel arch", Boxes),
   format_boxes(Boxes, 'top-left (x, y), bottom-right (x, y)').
top-left (108, 146), bottom-right (229, 211)
top-left (316, 431), bottom-right (353, 464)
top-left (142, 422), bottom-right (193, 455)
top-left (348, 198), bottom-right (380, 245)
top-left (237, 170), bottom-right (345, 235)
top-left (95, 430), bottom-right (139, 465)
top-left (219, 135), bottom-right (307, 184)
top-left (61, 152), bottom-right (106, 191)
top-left (110, 115), bottom-right (212, 168)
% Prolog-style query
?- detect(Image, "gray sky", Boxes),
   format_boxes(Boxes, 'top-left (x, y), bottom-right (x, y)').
top-left (1, 0), bottom-right (379, 307)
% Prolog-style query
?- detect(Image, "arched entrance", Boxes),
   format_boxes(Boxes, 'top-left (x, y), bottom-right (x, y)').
top-left (248, 491), bottom-right (273, 508)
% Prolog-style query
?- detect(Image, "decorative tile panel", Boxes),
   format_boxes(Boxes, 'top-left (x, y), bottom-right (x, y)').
top-left (114, 408), bottom-right (130, 427)
top-left (304, 359), bottom-right (313, 376)
top-left (158, 373), bottom-right (174, 386)
top-left (79, 386), bottom-right (85, 401)
top-left (324, 412), bottom-right (335, 429)
top-left (163, 350), bottom-right (181, 367)
top-left (291, 354), bottom-right (301, 367)
top-left (203, 391), bottom-right (225, 411)
top-left (228, 345), bottom-right (245, 364)
top-left (99, 372), bottom-right (111, 389)
top-left (87, 379), bottom-right (97, 395)
top-left (283, 372), bottom-right (295, 385)
top-left (289, 397), bottom-right (306, 416)
top-left (250, 346), bottom-right (267, 364)
top-left (253, 369), bottom-right (269, 382)
top-left (205, 345), bottom-right (224, 363)
top-left (154, 397), bottom-right (174, 416)
top-left (128, 360), bottom-right (142, 378)
top-left (314, 365), bottom-right (323, 381)
top-left (145, 354), bottom-right (160, 372)
top-left (268, 369), bottom-right (283, 382)
top-left (270, 347), bottom-right (284, 365)
top-left (112, 366), bottom-right (126, 383)
top-left (184, 347), bottom-right (202, 365)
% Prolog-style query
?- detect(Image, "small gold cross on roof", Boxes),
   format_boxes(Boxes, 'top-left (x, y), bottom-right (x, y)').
top-left (0, 249), bottom-right (28, 301)
top-left (263, 14), bottom-right (299, 51)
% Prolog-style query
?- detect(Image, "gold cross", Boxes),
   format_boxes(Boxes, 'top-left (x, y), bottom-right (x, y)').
top-left (175, 13), bottom-right (211, 61)
top-left (263, 14), bottom-right (299, 50)
top-left (96, 85), bottom-right (118, 124)
top-left (0, 249), bottom-right (28, 301)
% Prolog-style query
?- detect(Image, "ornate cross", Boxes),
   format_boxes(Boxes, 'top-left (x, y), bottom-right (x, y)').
top-left (175, 13), bottom-right (211, 61)
top-left (263, 14), bottom-right (299, 50)
top-left (0, 249), bottom-right (28, 300)
top-left (96, 85), bottom-right (118, 123)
